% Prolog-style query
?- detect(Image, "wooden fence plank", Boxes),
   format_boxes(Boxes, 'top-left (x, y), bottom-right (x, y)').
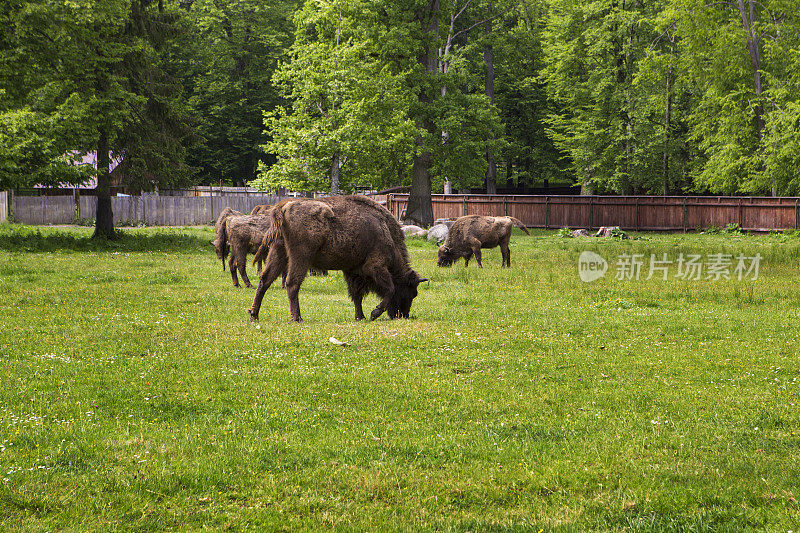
top-left (0, 191), bottom-right (8, 222)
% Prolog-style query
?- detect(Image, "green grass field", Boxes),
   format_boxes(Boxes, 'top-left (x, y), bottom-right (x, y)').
top-left (1, 223), bottom-right (799, 531)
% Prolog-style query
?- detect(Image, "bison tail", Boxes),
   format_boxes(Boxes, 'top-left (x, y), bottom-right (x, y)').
top-left (264, 204), bottom-right (284, 248)
top-left (252, 238), bottom-right (269, 266)
top-left (219, 220), bottom-right (231, 263)
top-left (510, 217), bottom-right (531, 235)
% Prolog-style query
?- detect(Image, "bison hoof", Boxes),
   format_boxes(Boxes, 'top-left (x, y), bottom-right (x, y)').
top-left (248, 310), bottom-right (258, 322)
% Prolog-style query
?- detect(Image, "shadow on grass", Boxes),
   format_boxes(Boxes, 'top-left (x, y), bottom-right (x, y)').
top-left (0, 225), bottom-right (211, 253)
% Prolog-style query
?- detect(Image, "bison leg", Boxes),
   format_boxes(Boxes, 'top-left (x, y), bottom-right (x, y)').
top-left (256, 259), bottom-right (263, 276)
top-left (473, 248), bottom-right (483, 268)
top-left (284, 258), bottom-right (310, 322)
top-left (363, 261), bottom-right (395, 321)
top-left (229, 256), bottom-right (240, 287)
top-left (248, 243), bottom-right (288, 321)
top-left (344, 273), bottom-right (367, 320)
top-left (467, 238), bottom-right (483, 268)
top-left (500, 240), bottom-right (511, 267)
top-left (237, 249), bottom-right (254, 289)
top-left (464, 253), bottom-right (472, 267)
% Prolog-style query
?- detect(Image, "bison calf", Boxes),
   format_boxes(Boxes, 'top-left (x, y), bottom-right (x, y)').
top-left (212, 210), bottom-right (273, 288)
top-left (437, 215), bottom-right (530, 268)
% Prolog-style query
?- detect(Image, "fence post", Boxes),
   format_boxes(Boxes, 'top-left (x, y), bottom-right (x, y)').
top-left (739, 198), bottom-right (743, 229)
top-left (682, 197), bottom-right (687, 233)
top-left (589, 196), bottom-right (594, 229)
top-left (545, 196), bottom-right (549, 229)
top-left (795, 199), bottom-right (798, 230)
top-left (635, 197), bottom-right (640, 231)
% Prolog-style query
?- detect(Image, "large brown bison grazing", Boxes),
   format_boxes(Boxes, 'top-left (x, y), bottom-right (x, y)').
top-left (248, 195), bottom-right (427, 322)
top-left (214, 214), bottom-right (273, 288)
top-left (437, 214), bottom-right (530, 268)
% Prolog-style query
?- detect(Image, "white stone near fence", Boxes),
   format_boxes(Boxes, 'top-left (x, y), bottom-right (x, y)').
top-left (427, 223), bottom-right (449, 243)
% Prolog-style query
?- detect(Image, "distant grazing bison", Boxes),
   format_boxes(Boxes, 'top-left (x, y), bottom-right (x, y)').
top-left (437, 215), bottom-right (530, 268)
top-left (212, 210), bottom-right (273, 288)
top-left (212, 207), bottom-right (242, 269)
top-left (248, 195), bottom-right (427, 322)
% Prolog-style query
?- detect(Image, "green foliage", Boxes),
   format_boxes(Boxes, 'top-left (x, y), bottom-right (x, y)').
top-left (252, 0), bottom-right (417, 193)
top-left (178, 0), bottom-right (297, 186)
top-left (557, 226), bottom-right (572, 237)
top-left (701, 222), bottom-right (743, 235)
top-left (0, 0), bottom-right (196, 192)
top-left (542, 0), bottom-right (668, 194)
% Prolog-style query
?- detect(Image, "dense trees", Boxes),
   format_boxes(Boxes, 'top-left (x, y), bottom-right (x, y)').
top-left (1, 0), bottom-right (196, 237)
top-left (2, 0), bottom-right (800, 235)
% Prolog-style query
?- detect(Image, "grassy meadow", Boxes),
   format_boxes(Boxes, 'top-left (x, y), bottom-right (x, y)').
top-left (0, 223), bottom-right (799, 531)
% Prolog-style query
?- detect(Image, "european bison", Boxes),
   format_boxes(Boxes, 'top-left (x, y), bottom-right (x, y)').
top-left (211, 207), bottom-right (242, 270)
top-left (248, 195), bottom-right (427, 322)
top-left (214, 213), bottom-right (273, 288)
top-left (437, 215), bottom-right (530, 268)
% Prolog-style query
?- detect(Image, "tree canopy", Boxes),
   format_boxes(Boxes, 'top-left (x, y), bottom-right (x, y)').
top-left (2, 0), bottom-right (800, 233)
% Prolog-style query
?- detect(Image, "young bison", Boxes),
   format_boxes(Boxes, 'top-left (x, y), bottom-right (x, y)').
top-left (437, 215), bottom-right (530, 268)
top-left (213, 213), bottom-right (273, 288)
top-left (211, 207), bottom-right (242, 270)
top-left (249, 195), bottom-right (427, 322)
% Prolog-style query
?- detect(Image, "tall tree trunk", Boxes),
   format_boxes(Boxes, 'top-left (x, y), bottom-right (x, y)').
top-left (404, 0), bottom-right (440, 227)
top-left (331, 7), bottom-right (342, 195)
top-left (662, 40), bottom-right (673, 196)
top-left (735, 0), bottom-right (771, 194)
top-left (331, 152), bottom-right (340, 195)
top-left (484, 0), bottom-right (497, 195)
top-left (93, 127), bottom-right (115, 239)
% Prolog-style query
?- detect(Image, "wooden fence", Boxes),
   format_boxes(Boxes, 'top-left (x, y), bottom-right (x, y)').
top-left (11, 194), bottom-right (283, 226)
top-left (387, 194), bottom-right (800, 232)
top-left (0, 191), bottom-right (8, 222)
top-left (11, 192), bottom-right (800, 230)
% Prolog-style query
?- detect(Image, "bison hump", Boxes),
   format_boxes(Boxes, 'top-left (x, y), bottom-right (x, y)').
top-left (282, 200), bottom-right (335, 221)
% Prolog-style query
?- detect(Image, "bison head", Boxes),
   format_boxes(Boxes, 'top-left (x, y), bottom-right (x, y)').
top-left (211, 239), bottom-right (229, 270)
top-left (386, 270), bottom-right (428, 319)
top-left (436, 245), bottom-right (456, 267)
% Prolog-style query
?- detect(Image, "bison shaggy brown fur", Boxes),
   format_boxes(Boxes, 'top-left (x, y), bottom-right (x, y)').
top-left (214, 213), bottom-right (273, 288)
top-left (249, 204), bottom-right (273, 216)
top-left (211, 207), bottom-right (242, 269)
top-left (437, 215), bottom-right (530, 268)
top-left (248, 195), bottom-right (427, 322)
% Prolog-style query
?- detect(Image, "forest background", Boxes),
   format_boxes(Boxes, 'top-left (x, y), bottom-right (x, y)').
top-left (2, 0), bottom-right (800, 233)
